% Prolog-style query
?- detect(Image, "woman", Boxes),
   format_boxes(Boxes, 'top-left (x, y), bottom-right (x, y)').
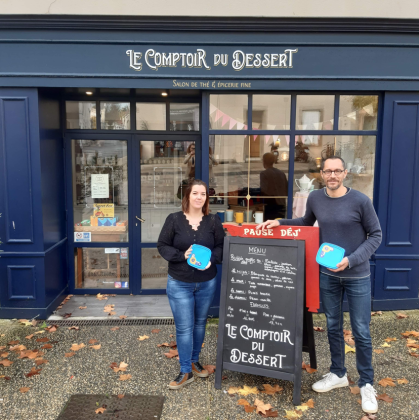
top-left (157, 179), bottom-right (225, 390)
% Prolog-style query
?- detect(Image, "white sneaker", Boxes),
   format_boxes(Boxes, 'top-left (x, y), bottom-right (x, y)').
top-left (360, 384), bottom-right (378, 413)
top-left (312, 372), bottom-right (349, 393)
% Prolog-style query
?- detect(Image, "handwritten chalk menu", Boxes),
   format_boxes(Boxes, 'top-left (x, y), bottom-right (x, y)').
top-left (215, 237), bottom-right (305, 405)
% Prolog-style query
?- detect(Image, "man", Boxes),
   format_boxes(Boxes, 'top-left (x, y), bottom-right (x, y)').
top-left (256, 156), bottom-right (382, 414)
top-left (260, 153), bottom-right (288, 220)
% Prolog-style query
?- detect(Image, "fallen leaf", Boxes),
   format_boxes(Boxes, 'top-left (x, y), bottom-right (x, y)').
top-left (104, 304), bottom-right (115, 313)
top-left (301, 399), bottom-right (315, 408)
top-left (18, 319), bottom-right (29, 323)
top-left (237, 399), bottom-right (250, 406)
top-left (409, 351), bottom-right (419, 358)
top-left (407, 343), bottom-right (419, 349)
top-left (407, 339), bottom-right (417, 344)
top-left (117, 394), bottom-right (124, 399)
top-left (151, 329), bottom-right (160, 334)
top-left (25, 367), bottom-right (41, 378)
top-left (381, 342), bottom-right (391, 348)
top-left (119, 374), bottom-right (132, 381)
top-left (397, 378), bottom-right (409, 384)
top-left (34, 331), bottom-right (44, 335)
top-left (313, 326), bottom-right (325, 332)
top-left (63, 313), bottom-right (72, 318)
top-left (46, 326), bottom-right (57, 333)
top-left (70, 343), bottom-right (85, 351)
top-left (2, 376), bottom-right (11, 380)
top-left (10, 344), bottom-right (26, 352)
top-left (68, 326), bottom-right (80, 330)
top-left (376, 393), bottom-right (394, 403)
top-left (36, 337), bottom-right (49, 343)
top-left (294, 406), bottom-right (309, 412)
top-left (35, 359), bottom-right (48, 366)
top-left (402, 330), bottom-right (419, 338)
top-left (345, 344), bottom-right (355, 354)
top-left (222, 375), bottom-right (228, 380)
top-left (170, 334), bottom-right (174, 338)
top-left (164, 349), bottom-right (179, 359)
top-left (302, 361), bottom-right (317, 373)
top-left (378, 377), bottom-right (396, 387)
top-left (41, 344), bottom-right (53, 349)
top-left (396, 313), bottom-right (408, 319)
top-left (350, 386), bottom-right (360, 394)
top-left (138, 335), bottom-right (149, 341)
top-left (79, 306), bottom-right (87, 310)
top-left (88, 339), bottom-right (99, 345)
top-left (203, 364), bottom-right (216, 374)
top-left (119, 315), bottom-right (127, 319)
top-left (238, 385), bottom-right (259, 396)
top-left (90, 344), bottom-right (101, 350)
top-left (284, 410), bottom-right (302, 419)
top-left (96, 293), bottom-right (108, 301)
top-left (371, 311), bottom-right (383, 316)
top-left (347, 376), bottom-right (355, 385)
top-left (227, 386), bottom-right (241, 394)
top-left (202, 343), bottom-right (205, 348)
top-left (261, 409), bottom-right (279, 418)
top-left (25, 334), bottom-right (34, 340)
top-left (108, 312), bottom-right (116, 316)
top-left (95, 407), bottom-right (106, 414)
top-left (110, 327), bottom-right (119, 331)
top-left (169, 341), bottom-right (177, 348)
top-left (0, 352), bottom-right (9, 358)
top-left (384, 337), bottom-right (397, 342)
top-left (8, 340), bottom-right (19, 345)
top-left (254, 398), bottom-right (273, 415)
top-left (0, 359), bottom-right (13, 366)
top-left (261, 384), bottom-right (283, 395)
top-left (111, 361), bottom-right (128, 372)
top-left (0, 346), bottom-right (5, 350)
top-left (157, 343), bottom-right (170, 347)
top-left (20, 387), bottom-right (30, 393)
top-left (18, 350), bottom-right (39, 359)
top-left (374, 349), bottom-right (384, 354)
top-left (245, 405), bottom-right (256, 413)
top-left (65, 352), bottom-right (75, 357)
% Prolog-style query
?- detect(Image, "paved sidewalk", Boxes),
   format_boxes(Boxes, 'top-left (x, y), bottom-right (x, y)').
top-left (0, 310), bottom-right (418, 420)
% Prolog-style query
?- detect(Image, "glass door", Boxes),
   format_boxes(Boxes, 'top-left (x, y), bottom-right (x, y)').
top-left (135, 134), bottom-right (201, 294)
top-left (66, 134), bottom-right (133, 294)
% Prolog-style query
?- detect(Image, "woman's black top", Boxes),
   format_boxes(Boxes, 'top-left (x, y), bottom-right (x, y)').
top-left (157, 211), bottom-right (225, 283)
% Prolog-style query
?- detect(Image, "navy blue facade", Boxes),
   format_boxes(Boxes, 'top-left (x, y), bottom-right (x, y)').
top-left (0, 19), bottom-right (419, 317)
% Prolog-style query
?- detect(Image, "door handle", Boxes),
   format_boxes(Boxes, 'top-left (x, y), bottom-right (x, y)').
top-left (136, 216), bottom-right (145, 223)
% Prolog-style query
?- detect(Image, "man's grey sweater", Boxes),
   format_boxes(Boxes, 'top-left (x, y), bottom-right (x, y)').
top-left (280, 188), bottom-right (382, 278)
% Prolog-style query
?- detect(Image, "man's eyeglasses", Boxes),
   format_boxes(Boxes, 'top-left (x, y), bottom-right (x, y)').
top-left (322, 169), bottom-right (345, 176)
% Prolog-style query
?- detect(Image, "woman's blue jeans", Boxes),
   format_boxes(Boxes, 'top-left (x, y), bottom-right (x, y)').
top-left (167, 275), bottom-right (217, 373)
top-left (320, 272), bottom-right (373, 387)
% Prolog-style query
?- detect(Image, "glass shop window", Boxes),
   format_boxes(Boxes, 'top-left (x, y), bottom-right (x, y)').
top-left (141, 248), bottom-right (169, 289)
top-left (292, 135), bottom-right (376, 218)
top-left (296, 95), bottom-right (335, 131)
top-left (169, 103), bottom-right (199, 131)
top-left (209, 95), bottom-right (248, 129)
top-left (208, 135), bottom-right (290, 223)
top-left (338, 96), bottom-right (378, 131)
top-left (252, 95), bottom-right (291, 130)
top-left (66, 101), bottom-right (96, 129)
top-left (100, 102), bottom-right (131, 130)
top-left (72, 139), bottom-right (128, 242)
top-left (136, 103), bottom-right (166, 130)
top-left (74, 247), bottom-right (129, 289)
top-left (140, 140), bottom-right (195, 242)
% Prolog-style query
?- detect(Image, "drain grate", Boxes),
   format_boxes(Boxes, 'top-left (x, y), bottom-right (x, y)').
top-left (49, 318), bottom-right (174, 327)
top-left (57, 394), bottom-right (164, 420)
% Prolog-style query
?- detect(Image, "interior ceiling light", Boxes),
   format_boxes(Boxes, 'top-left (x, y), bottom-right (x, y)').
top-left (161, 92), bottom-right (168, 97)
top-left (86, 91), bottom-right (93, 95)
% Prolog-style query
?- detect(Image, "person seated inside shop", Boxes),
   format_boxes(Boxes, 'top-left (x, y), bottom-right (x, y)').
top-left (260, 152), bottom-right (288, 220)
top-left (157, 179), bottom-right (225, 389)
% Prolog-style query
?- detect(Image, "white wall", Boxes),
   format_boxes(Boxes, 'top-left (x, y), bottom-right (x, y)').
top-left (1, 0), bottom-right (418, 19)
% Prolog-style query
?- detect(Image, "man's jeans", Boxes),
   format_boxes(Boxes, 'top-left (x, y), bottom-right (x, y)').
top-left (167, 275), bottom-right (217, 373)
top-left (320, 272), bottom-right (373, 387)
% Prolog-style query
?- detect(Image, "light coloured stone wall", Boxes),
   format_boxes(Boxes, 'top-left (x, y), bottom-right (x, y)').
top-left (1, 0), bottom-right (418, 19)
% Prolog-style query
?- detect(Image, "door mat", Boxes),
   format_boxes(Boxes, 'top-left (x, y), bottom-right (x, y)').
top-left (57, 394), bottom-right (164, 420)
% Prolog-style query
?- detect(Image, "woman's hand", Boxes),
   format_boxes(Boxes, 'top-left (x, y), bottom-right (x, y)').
top-left (256, 219), bottom-right (280, 230)
top-left (184, 246), bottom-right (193, 260)
top-left (197, 261), bottom-right (211, 271)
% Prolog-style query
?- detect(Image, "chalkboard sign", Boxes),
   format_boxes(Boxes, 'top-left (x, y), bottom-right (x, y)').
top-left (215, 237), bottom-right (305, 405)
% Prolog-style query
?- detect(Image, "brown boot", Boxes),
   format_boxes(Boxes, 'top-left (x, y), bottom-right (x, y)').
top-left (191, 362), bottom-right (209, 378)
top-left (168, 372), bottom-right (194, 390)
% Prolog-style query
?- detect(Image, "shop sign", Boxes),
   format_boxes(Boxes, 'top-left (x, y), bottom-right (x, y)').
top-left (74, 232), bottom-right (91, 242)
top-left (105, 248), bottom-right (120, 254)
top-left (126, 48), bottom-right (298, 72)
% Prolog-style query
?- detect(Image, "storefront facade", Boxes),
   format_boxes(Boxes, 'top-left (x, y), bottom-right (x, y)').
top-left (0, 17), bottom-right (418, 318)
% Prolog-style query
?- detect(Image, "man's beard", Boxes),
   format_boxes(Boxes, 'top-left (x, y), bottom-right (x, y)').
top-left (327, 179), bottom-right (342, 191)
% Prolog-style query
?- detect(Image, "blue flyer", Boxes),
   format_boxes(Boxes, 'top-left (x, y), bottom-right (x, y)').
top-left (316, 243), bottom-right (345, 270)
top-left (187, 244), bottom-right (211, 269)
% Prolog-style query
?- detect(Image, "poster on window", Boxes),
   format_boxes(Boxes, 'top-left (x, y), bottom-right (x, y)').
top-left (91, 174), bottom-right (109, 198)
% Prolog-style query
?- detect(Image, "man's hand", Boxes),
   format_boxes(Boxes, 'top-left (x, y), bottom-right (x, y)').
top-left (328, 257), bottom-right (349, 273)
top-left (256, 220), bottom-right (280, 231)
